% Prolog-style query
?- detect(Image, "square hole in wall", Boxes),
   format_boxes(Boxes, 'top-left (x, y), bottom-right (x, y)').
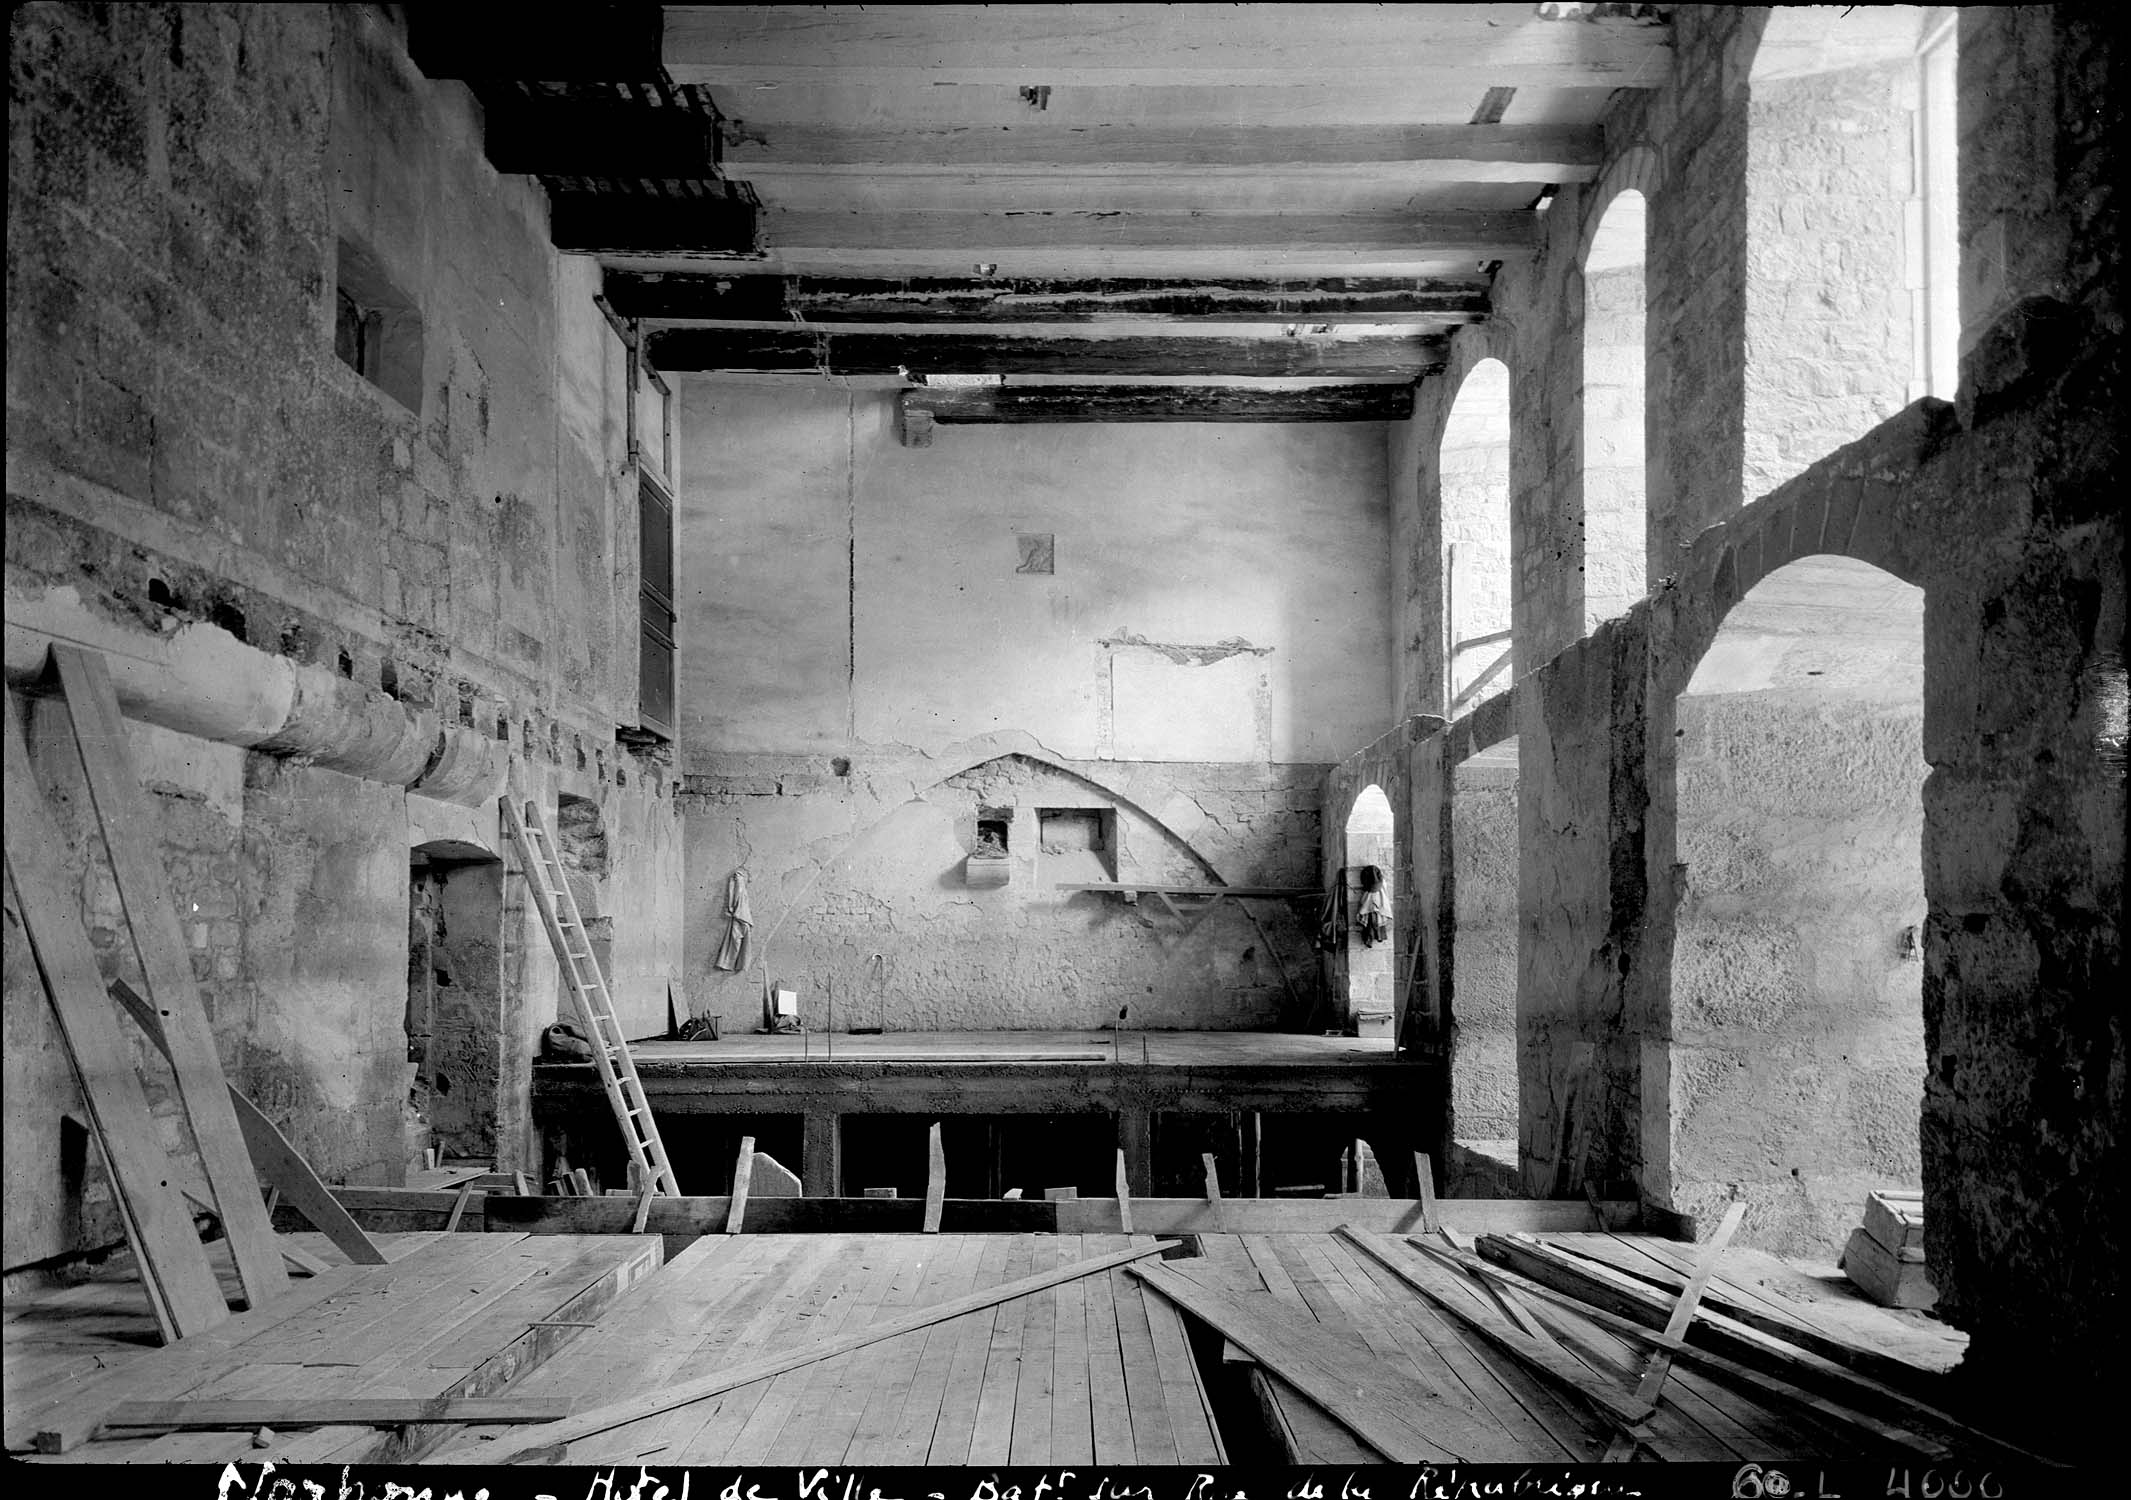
top-left (334, 235), bottom-right (424, 413)
top-left (1039, 807), bottom-right (1115, 884)
top-left (1014, 533), bottom-right (1055, 575)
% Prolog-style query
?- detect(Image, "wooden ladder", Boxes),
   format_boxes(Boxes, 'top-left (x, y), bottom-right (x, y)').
top-left (500, 795), bottom-right (680, 1196)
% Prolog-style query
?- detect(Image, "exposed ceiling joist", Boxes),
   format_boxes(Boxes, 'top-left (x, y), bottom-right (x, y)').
top-left (901, 384), bottom-right (1418, 425)
top-left (646, 329), bottom-right (1443, 379)
top-left (408, 5), bottom-right (664, 81)
top-left (600, 273), bottom-right (1492, 327)
top-left (664, 5), bottom-right (1674, 89)
top-left (548, 190), bottom-right (760, 257)
top-left (715, 123), bottom-right (1604, 180)
top-left (481, 100), bottom-right (721, 178)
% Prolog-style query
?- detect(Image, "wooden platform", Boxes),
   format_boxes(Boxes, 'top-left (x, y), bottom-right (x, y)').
top-left (629, 1029), bottom-right (1395, 1065)
top-left (454, 1232), bottom-right (1224, 1465)
top-left (6, 1231), bottom-right (663, 1462)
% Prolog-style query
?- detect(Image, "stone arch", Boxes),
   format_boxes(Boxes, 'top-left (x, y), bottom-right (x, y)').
top-left (1440, 356), bottom-right (1515, 713)
top-left (1655, 551), bottom-right (1927, 1254)
top-left (1577, 146), bottom-right (1662, 632)
top-left (1341, 785), bottom-right (1397, 1037)
top-left (1574, 145), bottom-right (1665, 269)
top-left (406, 837), bottom-right (505, 1167)
top-left (1438, 694), bottom-right (1521, 1179)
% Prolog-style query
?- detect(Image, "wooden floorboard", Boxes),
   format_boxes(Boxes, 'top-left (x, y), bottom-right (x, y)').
top-left (1082, 1238), bottom-right (1139, 1465)
top-left (924, 1236), bottom-right (1015, 1465)
top-left (849, 1233), bottom-right (990, 1463)
top-left (1141, 1239), bottom-right (1225, 1463)
top-left (1109, 1239), bottom-right (1181, 1464)
top-left (964, 1235), bottom-right (1035, 1466)
top-left (1007, 1236), bottom-right (1060, 1464)
top-left (1049, 1235), bottom-right (1097, 1466)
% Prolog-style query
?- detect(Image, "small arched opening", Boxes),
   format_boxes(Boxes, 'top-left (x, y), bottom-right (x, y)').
top-left (1667, 554), bottom-right (1926, 1257)
top-left (1440, 358), bottom-right (1514, 714)
top-left (1342, 785), bottom-right (1397, 1047)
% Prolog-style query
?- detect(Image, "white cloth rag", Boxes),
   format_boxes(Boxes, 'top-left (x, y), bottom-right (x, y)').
top-left (714, 870), bottom-right (754, 972)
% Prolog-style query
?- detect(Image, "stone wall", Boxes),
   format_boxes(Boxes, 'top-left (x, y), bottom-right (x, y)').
top-left (1449, 754), bottom-right (1519, 1147)
top-left (674, 379), bottom-right (1391, 1032)
top-left (3, 3), bottom-right (682, 1267)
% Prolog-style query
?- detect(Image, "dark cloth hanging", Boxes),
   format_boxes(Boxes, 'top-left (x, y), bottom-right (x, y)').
top-left (1315, 874), bottom-right (1347, 952)
top-left (1355, 863), bottom-right (1390, 947)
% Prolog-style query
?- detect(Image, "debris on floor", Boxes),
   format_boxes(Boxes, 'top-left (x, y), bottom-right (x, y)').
top-left (1841, 1190), bottom-right (1935, 1310)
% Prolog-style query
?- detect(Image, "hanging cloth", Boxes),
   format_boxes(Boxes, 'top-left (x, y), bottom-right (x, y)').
top-left (713, 870), bottom-right (754, 972)
top-left (1355, 864), bottom-right (1390, 947)
top-left (1315, 874), bottom-right (1347, 952)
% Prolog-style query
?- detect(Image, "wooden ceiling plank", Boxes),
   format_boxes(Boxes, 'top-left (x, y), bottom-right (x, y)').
top-left (718, 123), bottom-right (1601, 178)
top-left (767, 209), bottom-right (1537, 258)
top-left (601, 272), bottom-right (1490, 326)
top-left (645, 328), bottom-right (1444, 378)
top-left (900, 384), bottom-right (1421, 425)
top-left (664, 5), bottom-right (1673, 89)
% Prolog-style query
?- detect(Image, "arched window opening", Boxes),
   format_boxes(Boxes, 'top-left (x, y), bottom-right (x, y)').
top-left (1343, 785), bottom-right (1396, 1048)
top-left (1444, 738), bottom-right (1521, 1196)
top-left (1582, 190), bottom-right (1648, 629)
top-left (1668, 555), bottom-right (1926, 1259)
top-left (1440, 359), bottom-right (1513, 714)
top-left (1744, 7), bottom-right (1961, 498)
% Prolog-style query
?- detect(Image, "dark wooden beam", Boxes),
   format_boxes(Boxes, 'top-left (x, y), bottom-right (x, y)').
top-left (602, 272), bottom-right (1491, 326)
top-left (717, 122), bottom-right (1602, 180)
top-left (646, 328), bottom-right (1442, 379)
top-left (902, 385), bottom-right (1417, 425)
top-left (546, 190), bottom-right (759, 257)
top-left (481, 99), bottom-right (720, 178)
top-left (408, 4), bottom-right (664, 82)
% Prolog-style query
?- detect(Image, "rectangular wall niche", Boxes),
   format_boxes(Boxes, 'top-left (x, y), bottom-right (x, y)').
top-left (334, 235), bottom-right (425, 413)
top-left (1015, 533), bottom-right (1056, 575)
top-left (1039, 807), bottom-right (1116, 884)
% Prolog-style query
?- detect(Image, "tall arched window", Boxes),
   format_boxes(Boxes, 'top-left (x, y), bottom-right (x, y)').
top-left (1582, 189), bottom-right (1648, 628)
top-left (1439, 359), bottom-right (1513, 714)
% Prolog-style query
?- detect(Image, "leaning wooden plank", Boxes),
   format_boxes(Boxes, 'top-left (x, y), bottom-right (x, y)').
top-left (1477, 1234), bottom-right (2060, 1465)
top-left (1602, 1198), bottom-right (1747, 1459)
top-left (1413, 1153), bottom-right (1440, 1234)
top-left (48, 647), bottom-right (291, 1309)
top-left (1125, 1261), bottom-right (1540, 1463)
top-left (1335, 1228), bottom-right (1645, 1432)
top-left (4, 697), bottom-right (227, 1343)
top-left (432, 1239), bottom-right (1168, 1463)
top-left (108, 978), bottom-right (386, 1266)
top-left (1114, 1149), bottom-right (1134, 1234)
top-left (726, 1136), bottom-right (755, 1234)
top-left (922, 1123), bottom-right (945, 1234)
top-left (98, 1396), bottom-right (584, 1432)
top-left (1443, 1240), bottom-right (1957, 1460)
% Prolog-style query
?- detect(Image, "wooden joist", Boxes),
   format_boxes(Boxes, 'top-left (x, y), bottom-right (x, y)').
top-left (408, 8), bottom-right (664, 81)
top-left (433, 1240), bottom-right (1168, 1463)
top-left (662, 5), bottom-right (1675, 90)
top-left (902, 384), bottom-right (1417, 426)
top-left (645, 328), bottom-right (1443, 378)
top-left (97, 1396), bottom-right (583, 1433)
top-left (479, 99), bottom-right (720, 178)
top-left (1604, 1199), bottom-right (1748, 1458)
top-left (602, 271), bottom-right (1491, 327)
top-left (337, 1185), bottom-right (1625, 1237)
top-left (717, 122), bottom-right (1603, 180)
top-left (546, 190), bottom-right (759, 257)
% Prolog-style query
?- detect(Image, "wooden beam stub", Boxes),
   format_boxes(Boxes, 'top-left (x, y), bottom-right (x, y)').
top-left (904, 383), bottom-right (1417, 425)
top-left (646, 327), bottom-right (1442, 379)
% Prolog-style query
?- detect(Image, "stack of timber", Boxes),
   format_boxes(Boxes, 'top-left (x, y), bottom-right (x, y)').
top-left (1117, 1226), bottom-right (2055, 1465)
top-left (1841, 1190), bottom-right (1935, 1310)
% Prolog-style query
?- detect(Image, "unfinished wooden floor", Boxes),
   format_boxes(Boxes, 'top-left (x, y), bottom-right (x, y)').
top-left (461, 1232), bottom-right (1224, 1466)
top-left (5, 1231), bottom-right (663, 1463)
top-left (1186, 1228), bottom-right (1969, 1463)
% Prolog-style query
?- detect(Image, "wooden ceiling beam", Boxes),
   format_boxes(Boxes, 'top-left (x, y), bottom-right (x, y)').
top-left (408, 4), bottom-right (664, 82)
top-left (901, 384), bottom-right (1419, 425)
top-left (664, 5), bottom-right (1673, 89)
top-left (766, 208), bottom-right (1536, 264)
top-left (547, 191), bottom-right (759, 257)
top-left (480, 100), bottom-right (721, 178)
top-left (645, 329), bottom-right (1443, 379)
top-left (717, 123), bottom-right (1602, 181)
top-left (602, 272), bottom-right (1491, 326)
